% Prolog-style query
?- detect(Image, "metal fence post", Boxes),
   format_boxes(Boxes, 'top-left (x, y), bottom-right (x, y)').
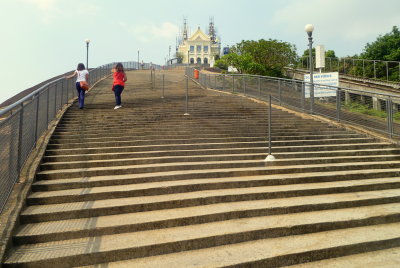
top-left (232, 76), bottom-right (235, 93)
top-left (244, 76), bottom-right (246, 95)
top-left (162, 74), bottom-right (165, 98)
top-left (343, 58), bottom-right (346, 74)
top-left (184, 76), bottom-right (189, 116)
top-left (387, 97), bottom-right (393, 138)
top-left (16, 103), bottom-right (24, 176)
top-left (386, 62), bottom-right (389, 81)
top-left (222, 75), bottom-right (225, 91)
top-left (278, 80), bottom-right (282, 105)
top-left (34, 95), bottom-right (40, 145)
top-left (336, 89), bottom-right (341, 121)
top-left (301, 82), bottom-right (305, 111)
top-left (258, 76), bottom-right (261, 97)
top-left (264, 95), bottom-right (275, 162)
top-left (54, 84), bottom-right (57, 117)
top-left (374, 61), bottom-right (376, 79)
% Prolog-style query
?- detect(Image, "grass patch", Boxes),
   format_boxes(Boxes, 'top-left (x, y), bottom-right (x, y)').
top-left (343, 102), bottom-right (387, 119)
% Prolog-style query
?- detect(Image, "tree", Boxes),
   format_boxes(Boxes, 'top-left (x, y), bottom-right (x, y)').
top-left (175, 52), bottom-right (184, 64)
top-left (325, 50), bottom-right (337, 58)
top-left (221, 39), bottom-right (297, 76)
top-left (302, 48), bottom-right (336, 58)
top-left (361, 26), bottom-right (400, 61)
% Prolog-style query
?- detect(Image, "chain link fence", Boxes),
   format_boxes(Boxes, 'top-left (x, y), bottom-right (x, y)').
top-left (299, 56), bottom-right (400, 83)
top-left (187, 67), bottom-right (400, 140)
top-left (0, 62), bottom-right (118, 213)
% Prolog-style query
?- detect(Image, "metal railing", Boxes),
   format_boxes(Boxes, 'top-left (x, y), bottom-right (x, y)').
top-left (0, 62), bottom-right (130, 213)
top-left (299, 56), bottom-right (400, 83)
top-left (187, 67), bottom-right (400, 140)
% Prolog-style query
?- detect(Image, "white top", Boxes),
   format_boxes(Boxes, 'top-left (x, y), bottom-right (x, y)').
top-left (75, 70), bottom-right (89, 82)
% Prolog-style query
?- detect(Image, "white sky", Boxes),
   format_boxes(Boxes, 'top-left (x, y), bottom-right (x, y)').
top-left (0, 0), bottom-right (399, 104)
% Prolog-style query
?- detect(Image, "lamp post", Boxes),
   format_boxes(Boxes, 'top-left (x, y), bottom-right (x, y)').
top-left (305, 24), bottom-right (314, 113)
top-left (85, 39), bottom-right (90, 70)
top-left (137, 50), bottom-right (140, 70)
top-left (187, 50), bottom-right (190, 66)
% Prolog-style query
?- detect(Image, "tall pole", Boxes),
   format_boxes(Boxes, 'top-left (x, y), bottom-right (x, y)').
top-left (85, 39), bottom-right (90, 70)
top-left (187, 50), bottom-right (190, 66)
top-left (138, 50), bottom-right (140, 70)
top-left (305, 24), bottom-right (314, 114)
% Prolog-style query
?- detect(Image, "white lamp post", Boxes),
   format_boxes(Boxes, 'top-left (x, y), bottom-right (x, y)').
top-left (85, 39), bottom-right (90, 70)
top-left (305, 24), bottom-right (314, 113)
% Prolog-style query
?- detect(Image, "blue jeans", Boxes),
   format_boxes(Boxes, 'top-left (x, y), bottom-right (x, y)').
top-left (114, 85), bottom-right (124, 106)
top-left (76, 82), bottom-right (85, 108)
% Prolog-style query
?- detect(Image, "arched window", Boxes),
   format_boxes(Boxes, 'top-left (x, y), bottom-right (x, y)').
top-left (197, 57), bottom-right (202, 64)
top-left (204, 58), bottom-right (208, 64)
top-left (190, 58), bottom-right (194, 64)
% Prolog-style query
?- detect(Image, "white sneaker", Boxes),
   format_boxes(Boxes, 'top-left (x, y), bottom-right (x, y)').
top-left (114, 105), bottom-right (121, 110)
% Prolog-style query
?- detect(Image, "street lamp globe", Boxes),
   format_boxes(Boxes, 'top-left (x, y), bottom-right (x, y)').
top-left (305, 24), bottom-right (314, 36)
top-left (85, 39), bottom-right (90, 44)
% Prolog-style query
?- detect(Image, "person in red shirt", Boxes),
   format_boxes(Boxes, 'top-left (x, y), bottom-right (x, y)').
top-left (112, 63), bottom-right (127, 110)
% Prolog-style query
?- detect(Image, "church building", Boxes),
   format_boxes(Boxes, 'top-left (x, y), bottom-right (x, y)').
top-left (177, 19), bottom-right (221, 65)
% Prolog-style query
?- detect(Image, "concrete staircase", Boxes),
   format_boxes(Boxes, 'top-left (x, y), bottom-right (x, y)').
top-left (3, 69), bottom-right (400, 267)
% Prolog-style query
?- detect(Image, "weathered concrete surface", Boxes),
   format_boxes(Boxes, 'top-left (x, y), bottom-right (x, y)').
top-left (2, 69), bottom-right (400, 267)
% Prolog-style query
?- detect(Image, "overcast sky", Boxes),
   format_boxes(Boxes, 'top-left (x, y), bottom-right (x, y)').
top-left (1, 0), bottom-right (399, 104)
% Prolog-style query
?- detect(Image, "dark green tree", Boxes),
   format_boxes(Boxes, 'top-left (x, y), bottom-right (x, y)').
top-left (361, 26), bottom-right (400, 61)
top-left (220, 39), bottom-right (297, 76)
top-left (175, 52), bottom-right (184, 64)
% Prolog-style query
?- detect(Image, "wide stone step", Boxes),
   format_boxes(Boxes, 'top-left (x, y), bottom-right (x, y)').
top-left (39, 154), bottom-right (400, 171)
top-left (286, 247), bottom-right (400, 267)
top-left (43, 140), bottom-right (384, 156)
top-left (50, 130), bottom-right (353, 140)
top-left (74, 223), bottom-right (400, 268)
top-left (31, 168), bottom-right (400, 192)
top-left (41, 147), bottom-right (400, 163)
top-left (27, 176), bottom-right (400, 205)
top-left (35, 160), bottom-right (400, 180)
top-left (20, 184), bottom-right (400, 223)
top-left (46, 136), bottom-right (268, 150)
top-left (14, 196), bottom-right (400, 245)
top-left (50, 133), bottom-right (362, 144)
top-left (5, 209), bottom-right (400, 267)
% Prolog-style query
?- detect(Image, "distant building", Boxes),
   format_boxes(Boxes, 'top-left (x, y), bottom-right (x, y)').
top-left (177, 19), bottom-right (221, 65)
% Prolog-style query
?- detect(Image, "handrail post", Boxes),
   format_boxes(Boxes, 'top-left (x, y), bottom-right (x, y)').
top-left (162, 74), bottom-right (165, 99)
top-left (244, 76), bottom-right (246, 95)
top-left (387, 97), bottom-right (393, 138)
top-left (258, 76), bottom-right (261, 97)
top-left (16, 103), bottom-right (24, 178)
top-left (301, 82), bottom-right (305, 111)
top-left (264, 95), bottom-right (275, 162)
top-left (184, 75), bottom-right (189, 116)
top-left (34, 94), bottom-right (40, 146)
top-left (278, 80), bottom-right (282, 105)
top-left (232, 76), bottom-right (235, 93)
top-left (336, 89), bottom-right (341, 121)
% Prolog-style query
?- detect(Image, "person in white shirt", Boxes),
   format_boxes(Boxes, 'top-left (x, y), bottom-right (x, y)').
top-left (65, 63), bottom-right (89, 109)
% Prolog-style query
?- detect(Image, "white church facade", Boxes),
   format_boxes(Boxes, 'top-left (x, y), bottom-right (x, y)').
top-left (177, 20), bottom-right (221, 65)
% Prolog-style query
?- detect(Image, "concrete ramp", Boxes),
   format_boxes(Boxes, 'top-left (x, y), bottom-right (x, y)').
top-left (3, 69), bottom-right (400, 267)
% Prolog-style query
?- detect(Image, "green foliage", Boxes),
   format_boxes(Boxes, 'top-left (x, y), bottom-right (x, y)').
top-left (302, 48), bottom-right (336, 59)
top-left (325, 50), bottom-right (337, 58)
top-left (361, 26), bottom-right (400, 61)
top-left (302, 48), bottom-right (315, 58)
top-left (214, 58), bottom-right (228, 70)
top-left (175, 52), bottom-right (184, 64)
top-left (219, 39), bottom-right (297, 77)
top-left (343, 102), bottom-right (387, 118)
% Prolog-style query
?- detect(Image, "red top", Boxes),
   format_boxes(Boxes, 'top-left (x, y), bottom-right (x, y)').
top-left (113, 71), bottom-right (125, 89)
